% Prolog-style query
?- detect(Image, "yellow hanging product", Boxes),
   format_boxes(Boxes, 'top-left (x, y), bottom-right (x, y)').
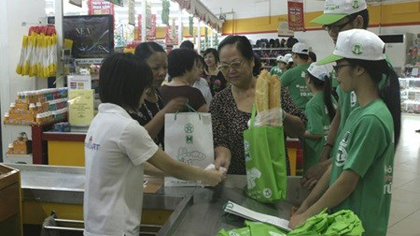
top-left (22, 35), bottom-right (35, 75)
top-left (49, 35), bottom-right (58, 76)
top-left (43, 35), bottom-right (48, 77)
top-left (16, 35), bottom-right (28, 75)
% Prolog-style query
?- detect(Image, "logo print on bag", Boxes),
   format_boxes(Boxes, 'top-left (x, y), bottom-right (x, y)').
top-left (246, 168), bottom-right (262, 189)
top-left (352, 43), bottom-right (363, 55)
top-left (184, 123), bottom-right (194, 133)
top-left (184, 123), bottom-right (194, 144)
top-left (177, 147), bottom-right (206, 165)
top-left (269, 232), bottom-right (284, 236)
top-left (244, 141), bottom-right (251, 161)
top-left (263, 188), bottom-right (272, 198)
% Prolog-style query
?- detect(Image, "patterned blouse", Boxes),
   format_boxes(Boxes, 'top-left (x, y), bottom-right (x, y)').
top-left (209, 85), bottom-right (307, 175)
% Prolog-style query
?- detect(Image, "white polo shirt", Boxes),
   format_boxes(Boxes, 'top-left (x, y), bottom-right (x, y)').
top-left (84, 103), bottom-right (158, 236)
top-left (193, 78), bottom-right (213, 105)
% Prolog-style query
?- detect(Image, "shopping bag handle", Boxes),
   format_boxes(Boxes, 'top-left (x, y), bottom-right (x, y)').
top-left (174, 103), bottom-right (202, 120)
top-left (250, 103), bottom-right (257, 128)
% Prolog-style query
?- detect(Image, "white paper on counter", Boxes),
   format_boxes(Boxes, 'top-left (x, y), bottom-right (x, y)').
top-left (224, 201), bottom-right (291, 232)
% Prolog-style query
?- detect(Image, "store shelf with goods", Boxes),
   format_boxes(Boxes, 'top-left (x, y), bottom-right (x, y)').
top-left (74, 58), bottom-right (104, 65)
top-left (254, 47), bottom-right (292, 71)
top-left (399, 77), bottom-right (420, 113)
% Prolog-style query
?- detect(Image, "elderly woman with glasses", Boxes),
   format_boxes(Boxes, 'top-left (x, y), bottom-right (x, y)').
top-left (210, 35), bottom-right (307, 175)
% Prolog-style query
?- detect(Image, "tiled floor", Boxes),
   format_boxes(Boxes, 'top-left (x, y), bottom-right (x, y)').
top-left (387, 114), bottom-right (420, 236)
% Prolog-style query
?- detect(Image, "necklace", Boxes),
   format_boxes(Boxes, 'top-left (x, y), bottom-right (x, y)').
top-left (143, 92), bottom-right (163, 119)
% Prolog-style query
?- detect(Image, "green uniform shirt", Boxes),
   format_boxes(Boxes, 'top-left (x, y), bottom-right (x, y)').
top-left (336, 58), bottom-right (391, 135)
top-left (281, 64), bottom-right (313, 111)
top-left (330, 99), bottom-right (394, 236)
top-left (331, 70), bottom-right (338, 88)
top-left (269, 66), bottom-right (283, 78)
top-left (303, 93), bottom-right (337, 173)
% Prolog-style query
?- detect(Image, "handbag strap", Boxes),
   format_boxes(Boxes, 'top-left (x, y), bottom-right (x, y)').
top-left (250, 103), bottom-right (257, 128)
top-left (174, 103), bottom-right (202, 120)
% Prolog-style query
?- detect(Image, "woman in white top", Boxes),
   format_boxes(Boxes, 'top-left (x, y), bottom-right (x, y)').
top-left (193, 55), bottom-right (213, 105)
top-left (84, 53), bottom-right (224, 236)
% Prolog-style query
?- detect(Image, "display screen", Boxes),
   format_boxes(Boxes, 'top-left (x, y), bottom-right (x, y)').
top-left (62, 15), bottom-right (114, 58)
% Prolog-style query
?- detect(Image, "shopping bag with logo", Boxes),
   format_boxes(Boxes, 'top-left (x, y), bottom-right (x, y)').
top-left (164, 107), bottom-right (214, 186)
top-left (243, 104), bottom-right (287, 203)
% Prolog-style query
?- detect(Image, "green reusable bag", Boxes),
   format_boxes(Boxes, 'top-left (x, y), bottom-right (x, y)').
top-left (243, 104), bottom-right (287, 203)
top-left (245, 221), bottom-right (288, 235)
top-left (217, 227), bottom-right (251, 236)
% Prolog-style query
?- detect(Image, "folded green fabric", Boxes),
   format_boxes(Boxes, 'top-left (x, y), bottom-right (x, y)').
top-left (288, 209), bottom-right (364, 236)
top-left (288, 209), bottom-right (329, 235)
top-left (217, 221), bottom-right (287, 236)
top-left (245, 221), bottom-right (288, 236)
top-left (325, 210), bottom-right (364, 236)
top-left (217, 226), bottom-right (251, 236)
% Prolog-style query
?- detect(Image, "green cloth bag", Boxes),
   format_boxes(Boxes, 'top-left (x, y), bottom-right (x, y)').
top-left (243, 104), bottom-right (287, 203)
top-left (217, 227), bottom-right (251, 236)
top-left (288, 209), bottom-right (365, 236)
top-left (245, 221), bottom-right (288, 236)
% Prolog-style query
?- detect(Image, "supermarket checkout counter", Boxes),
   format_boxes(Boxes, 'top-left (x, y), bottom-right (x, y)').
top-left (42, 127), bottom-right (87, 166)
top-left (42, 129), bottom-right (303, 176)
top-left (7, 164), bottom-right (309, 236)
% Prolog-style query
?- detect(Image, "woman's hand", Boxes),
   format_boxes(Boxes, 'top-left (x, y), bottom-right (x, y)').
top-left (201, 169), bottom-right (225, 186)
top-left (288, 213), bottom-right (309, 230)
top-left (164, 97), bottom-right (188, 113)
top-left (214, 146), bottom-right (231, 172)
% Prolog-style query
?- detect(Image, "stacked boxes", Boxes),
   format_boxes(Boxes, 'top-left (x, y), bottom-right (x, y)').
top-left (6, 132), bottom-right (32, 155)
top-left (4, 88), bottom-right (69, 125)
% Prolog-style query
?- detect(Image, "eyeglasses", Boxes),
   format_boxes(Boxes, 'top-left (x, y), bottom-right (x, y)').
top-left (322, 15), bottom-right (358, 33)
top-left (218, 60), bottom-right (245, 72)
top-left (333, 64), bottom-right (351, 73)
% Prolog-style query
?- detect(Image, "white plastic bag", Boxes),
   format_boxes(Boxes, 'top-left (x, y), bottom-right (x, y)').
top-left (164, 112), bottom-right (215, 186)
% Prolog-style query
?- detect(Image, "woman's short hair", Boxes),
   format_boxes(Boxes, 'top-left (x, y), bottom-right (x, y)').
top-left (168, 49), bottom-right (199, 78)
top-left (218, 35), bottom-right (261, 73)
top-left (203, 48), bottom-right (220, 63)
top-left (134, 42), bottom-right (165, 62)
top-left (203, 48), bottom-right (219, 73)
top-left (99, 53), bottom-right (153, 110)
top-left (179, 40), bottom-right (195, 50)
top-left (218, 36), bottom-right (254, 61)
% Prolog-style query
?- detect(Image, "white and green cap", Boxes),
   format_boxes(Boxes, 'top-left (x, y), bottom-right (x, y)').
top-left (307, 63), bottom-right (332, 81)
top-left (292, 42), bottom-right (310, 55)
top-left (311, 0), bottom-right (367, 25)
top-left (278, 53), bottom-right (292, 64)
top-left (318, 29), bottom-right (385, 65)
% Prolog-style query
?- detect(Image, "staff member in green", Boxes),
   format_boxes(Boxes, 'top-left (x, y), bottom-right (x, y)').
top-left (289, 29), bottom-right (401, 236)
top-left (302, 63), bottom-right (336, 174)
top-left (281, 42), bottom-right (313, 111)
top-left (269, 55), bottom-right (286, 77)
top-left (302, 0), bottom-right (402, 189)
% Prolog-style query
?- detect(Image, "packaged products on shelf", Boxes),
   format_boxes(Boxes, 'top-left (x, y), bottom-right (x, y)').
top-left (6, 132), bottom-right (32, 155)
top-left (4, 88), bottom-right (68, 125)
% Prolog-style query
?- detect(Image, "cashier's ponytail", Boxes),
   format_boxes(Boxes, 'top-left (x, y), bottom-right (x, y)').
top-left (308, 73), bottom-right (336, 122)
top-left (347, 59), bottom-right (401, 147)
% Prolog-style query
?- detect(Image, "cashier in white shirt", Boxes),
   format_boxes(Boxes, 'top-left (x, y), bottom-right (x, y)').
top-left (83, 53), bottom-right (224, 236)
